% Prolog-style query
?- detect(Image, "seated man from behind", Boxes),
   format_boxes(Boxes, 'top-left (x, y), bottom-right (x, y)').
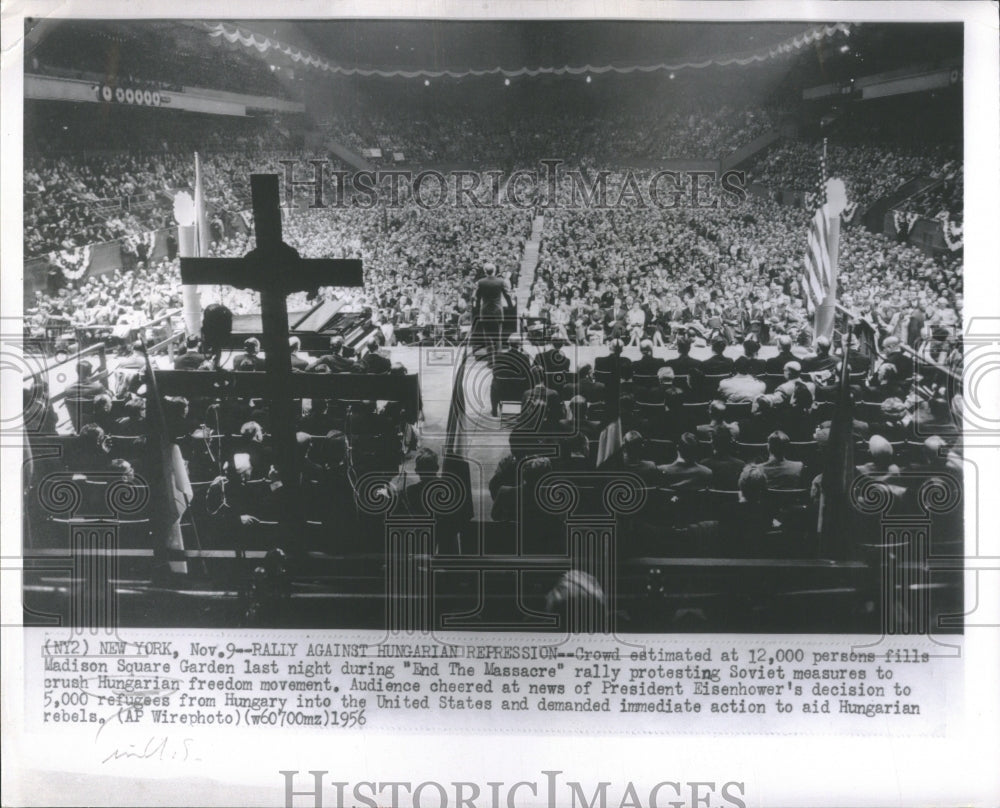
top-left (575, 363), bottom-right (606, 404)
top-left (621, 430), bottom-right (662, 486)
top-left (632, 339), bottom-right (665, 378)
top-left (856, 435), bottom-right (901, 484)
top-left (702, 425), bottom-right (746, 491)
top-left (532, 334), bottom-right (571, 376)
top-left (759, 431), bottom-right (804, 490)
top-left (658, 432), bottom-right (713, 491)
top-left (233, 338), bottom-right (266, 372)
top-left (719, 356), bottom-right (766, 403)
top-left (695, 400), bottom-right (738, 442)
top-left (307, 335), bottom-right (358, 373)
top-left (358, 338), bottom-right (392, 374)
top-left (700, 337), bottom-right (735, 376)
top-left (490, 333), bottom-right (533, 417)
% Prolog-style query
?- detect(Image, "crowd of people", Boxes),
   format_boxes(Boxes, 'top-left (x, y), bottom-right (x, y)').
top-left (23, 115), bottom-right (302, 257)
top-left (747, 139), bottom-right (961, 214)
top-left (526, 176), bottom-right (961, 350)
top-left (317, 102), bottom-right (781, 168)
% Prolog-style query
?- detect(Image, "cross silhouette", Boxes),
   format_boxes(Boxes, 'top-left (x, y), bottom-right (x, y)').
top-left (181, 174), bottom-right (363, 519)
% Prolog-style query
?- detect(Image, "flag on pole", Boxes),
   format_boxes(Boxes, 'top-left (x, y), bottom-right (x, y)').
top-left (194, 152), bottom-right (210, 257)
top-left (801, 148), bottom-right (832, 314)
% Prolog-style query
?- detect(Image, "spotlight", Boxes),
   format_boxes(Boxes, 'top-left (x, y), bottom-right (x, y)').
top-left (504, 78), bottom-right (510, 86)
top-left (585, 75), bottom-right (591, 84)
top-left (669, 72), bottom-right (676, 80)
top-left (424, 79), bottom-right (430, 86)
top-left (839, 44), bottom-right (850, 53)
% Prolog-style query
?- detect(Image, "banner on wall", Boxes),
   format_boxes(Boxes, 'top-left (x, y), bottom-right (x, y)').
top-left (92, 83), bottom-right (163, 107)
top-left (204, 21), bottom-right (852, 79)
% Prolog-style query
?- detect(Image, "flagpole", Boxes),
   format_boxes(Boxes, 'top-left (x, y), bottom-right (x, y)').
top-left (179, 153), bottom-right (206, 335)
top-left (814, 139), bottom-right (839, 341)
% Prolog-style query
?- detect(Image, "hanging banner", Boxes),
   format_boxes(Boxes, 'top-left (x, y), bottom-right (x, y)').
top-left (203, 21), bottom-right (852, 79)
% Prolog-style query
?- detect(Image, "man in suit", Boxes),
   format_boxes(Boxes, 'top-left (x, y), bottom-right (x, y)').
top-left (905, 297), bottom-right (926, 348)
top-left (632, 339), bottom-right (665, 378)
top-left (695, 400), bottom-right (739, 442)
top-left (658, 432), bottom-right (713, 490)
top-left (856, 435), bottom-right (901, 484)
top-left (233, 337), bottom-right (267, 371)
top-left (595, 338), bottom-right (633, 385)
top-left (844, 333), bottom-right (873, 375)
top-left (357, 338), bottom-right (391, 374)
top-left (736, 395), bottom-right (780, 444)
top-left (575, 363), bottom-right (606, 404)
top-left (702, 425), bottom-right (746, 491)
top-left (490, 333), bottom-right (534, 417)
top-left (533, 334), bottom-right (571, 376)
top-left (666, 336), bottom-right (703, 381)
top-left (764, 334), bottom-right (798, 374)
top-left (173, 335), bottom-right (206, 370)
top-left (742, 338), bottom-right (767, 377)
top-left (759, 431), bottom-right (804, 490)
top-left (308, 335), bottom-right (358, 373)
top-left (475, 262), bottom-right (514, 364)
top-left (719, 356), bottom-right (766, 403)
top-left (700, 337), bottom-right (735, 376)
top-left (397, 447), bottom-right (440, 516)
top-left (801, 336), bottom-right (838, 375)
top-left (881, 336), bottom-right (914, 381)
top-left (769, 361), bottom-right (815, 406)
top-left (560, 395), bottom-right (602, 440)
top-left (64, 360), bottom-right (109, 400)
top-left (621, 430), bottom-right (662, 486)
top-left (603, 297), bottom-right (628, 340)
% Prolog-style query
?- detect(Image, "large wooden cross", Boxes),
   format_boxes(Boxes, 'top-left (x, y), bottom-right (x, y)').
top-left (180, 174), bottom-right (363, 518)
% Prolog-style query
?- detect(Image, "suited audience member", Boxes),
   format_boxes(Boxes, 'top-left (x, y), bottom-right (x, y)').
top-left (65, 360), bottom-right (108, 400)
top-left (533, 334), bottom-right (571, 376)
top-left (802, 336), bottom-right (838, 375)
top-left (358, 338), bottom-right (391, 374)
top-left (666, 335), bottom-right (702, 379)
top-left (633, 339), bottom-right (665, 378)
top-left (718, 357), bottom-right (766, 403)
top-left (702, 425), bottom-right (746, 491)
top-left (742, 338), bottom-right (767, 376)
top-left (736, 396), bottom-right (779, 444)
top-left (561, 395), bottom-right (602, 440)
top-left (621, 430), bottom-right (662, 486)
top-left (856, 435), bottom-right (901, 483)
top-left (575, 363), bottom-right (606, 404)
top-left (765, 334), bottom-right (798, 374)
top-left (695, 400), bottom-right (738, 442)
top-left (760, 431), bottom-right (803, 490)
top-left (490, 333), bottom-right (533, 417)
top-left (595, 338), bottom-right (633, 383)
top-left (173, 335), bottom-right (206, 369)
top-left (701, 337), bottom-right (735, 376)
top-left (658, 432), bottom-right (712, 490)
top-left (233, 338), bottom-right (266, 371)
top-left (308, 335), bottom-right (357, 373)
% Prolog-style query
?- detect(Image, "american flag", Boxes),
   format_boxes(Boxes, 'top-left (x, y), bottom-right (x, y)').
top-left (801, 146), bottom-right (832, 314)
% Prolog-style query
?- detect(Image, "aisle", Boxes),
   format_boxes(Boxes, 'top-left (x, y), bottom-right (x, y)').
top-left (514, 214), bottom-right (545, 311)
